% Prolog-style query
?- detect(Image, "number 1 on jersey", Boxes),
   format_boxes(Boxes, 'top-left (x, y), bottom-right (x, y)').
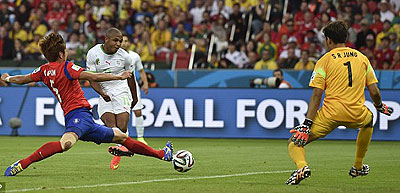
top-left (343, 61), bottom-right (352, 87)
top-left (50, 79), bottom-right (62, 103)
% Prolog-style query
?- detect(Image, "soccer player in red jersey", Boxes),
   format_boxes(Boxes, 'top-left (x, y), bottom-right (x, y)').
top-left (3, 33), bottom-right (173, 176)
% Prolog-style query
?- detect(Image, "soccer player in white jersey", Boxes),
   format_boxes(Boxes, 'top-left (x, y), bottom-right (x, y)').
top-left (120, 34), bottom-right (149, 145)
top-left (86, 28), bottom-right (140, 170)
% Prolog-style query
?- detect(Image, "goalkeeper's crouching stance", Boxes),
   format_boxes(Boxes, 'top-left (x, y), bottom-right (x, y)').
top-left (286, 21), bottom-right (393, 185)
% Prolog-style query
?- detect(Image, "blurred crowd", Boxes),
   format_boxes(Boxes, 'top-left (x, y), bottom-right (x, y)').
top-left (0, 0), bottom-right (400, 70)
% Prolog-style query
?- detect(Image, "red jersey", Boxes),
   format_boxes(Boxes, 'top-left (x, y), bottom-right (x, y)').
top-left (30, 61), bottom-right (91, 116)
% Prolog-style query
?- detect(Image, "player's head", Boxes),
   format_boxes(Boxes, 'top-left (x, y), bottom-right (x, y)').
top-left (273, 69), bottom-right (283, 81)
top-left (121, 33), bottom-right (131, 51)
top-left (39, 32), bottom-right (67, 62)
top-left (322, 21), bottom-right (348, 50)
top-left (104, 27), bottom-right (123, 54)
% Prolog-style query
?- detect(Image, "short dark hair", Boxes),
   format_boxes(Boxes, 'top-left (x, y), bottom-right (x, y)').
top-left (273, 69), bottom-right (283, 76)
top-left (322, 21), bottom-right (348, 44)
top-left (39, 32), bottom-right (65, 62)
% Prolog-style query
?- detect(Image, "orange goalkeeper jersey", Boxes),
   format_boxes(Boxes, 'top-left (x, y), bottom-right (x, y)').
top-left (309, 47), bottom-right (378, 122)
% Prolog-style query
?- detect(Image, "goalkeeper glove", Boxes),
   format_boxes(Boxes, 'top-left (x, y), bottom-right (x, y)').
top-left (375, 102), bottom-right (393, 116)
top-left (290, 118), bottom-right (313, 146)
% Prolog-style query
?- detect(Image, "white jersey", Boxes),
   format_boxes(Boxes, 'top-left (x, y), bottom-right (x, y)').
top-left (128, 50), bottom-right (144, 111)
top-left (128, 50), bottom-right (144, 72)
top-left (86, 44), bottom-right (133, 95)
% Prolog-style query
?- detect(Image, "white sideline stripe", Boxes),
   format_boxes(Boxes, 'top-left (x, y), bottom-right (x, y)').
top-left (7, 170), bottom-right (292, 192)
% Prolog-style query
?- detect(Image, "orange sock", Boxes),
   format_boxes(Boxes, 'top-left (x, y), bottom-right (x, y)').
top-left (288, 142), bottom-right (308, 169)
top-left (354, 126), bottom-right (373, 170)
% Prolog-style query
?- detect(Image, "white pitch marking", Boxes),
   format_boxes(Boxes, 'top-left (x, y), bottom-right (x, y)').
top-left (7, 170), bottom-right (292, 192)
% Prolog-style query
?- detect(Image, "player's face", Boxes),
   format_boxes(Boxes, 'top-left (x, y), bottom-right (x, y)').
top-left (105, 34), bottom-right (123, 54)
top-left (121, 36), bottom-right (130, 51)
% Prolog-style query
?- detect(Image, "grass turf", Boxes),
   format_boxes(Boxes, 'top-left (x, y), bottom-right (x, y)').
top-left (0, 136), bottom-right (399, 193)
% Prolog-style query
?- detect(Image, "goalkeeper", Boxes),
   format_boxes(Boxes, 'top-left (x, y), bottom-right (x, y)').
top-left (286, 21), bottom-right (393, 185)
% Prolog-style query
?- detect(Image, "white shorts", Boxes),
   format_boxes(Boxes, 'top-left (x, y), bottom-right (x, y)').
top-left (132, 81), bottom-right (144, 111)
top-left (98, 92), bottom-right (132, 118)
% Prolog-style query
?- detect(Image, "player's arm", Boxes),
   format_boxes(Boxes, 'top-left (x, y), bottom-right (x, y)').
top-left (1, 73), bottom-right (34, 85)
top-left (79, 71), bottom-right (132, 82)
top-left (139, 69), bottom-right (149, 94)
top-left (89, 80), bottom-right (111, 102)
top-left (305, 87), bottom-right (324, 121)
top-left (290, 87), bottom-right (323, 146)
top-left (127, 73), bottom-right (138, 109)
top-left (367, 83), bottom-right (393, 116)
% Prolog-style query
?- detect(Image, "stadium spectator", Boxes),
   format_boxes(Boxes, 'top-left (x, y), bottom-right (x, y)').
top-left (15, 3), bottom-right (30, 25)
top-left (0, 1), bottom-right (13, 26)
top-left (376, 20), bottom-right (392, 46)
top-left (13, 39), bottom-right (24, 62)
top-left (380, 0), bottom-right (395, 22)
top-left (229, 3), bottom-right (246, 42)
top-left (254, 50), bottom-right (278, 70)
top-left (46, 20), bottom-right (67, 41)
top-left (388, 32), bottom-right (399, 50)
top-left (391, 50), bottom-right (400, 69)
top-left (294, 50), bottom-right (314, 70)
top-left (9, 21), bottom-right (28, 43)
top-left (355, 19), bottom-right (375, 49)
top-left (211, 14), bottom-right (228, 53)
top-left (273, 69), bottom-right (292, 88)
top-left (258, 33), bottom-right (278, 60)
top-left (136, 30), bottom-right (155, 62)
top-left (370, 11), bottom-right (384, 34)
top-left (133, 1), bottom-right (154, 24)
top-left (360, 34), bottom-right (376, 54)
top-left (190, 0), bottom-right (205, 26)
top-left (0, 26), bottom-right (14, 60)
top-left (45, 1), bottom-right (68, 30)
top-left (172, 22), bottom-right (190, 52)
top-left (375, 36), bottom-right (394, 69)
top-left (244, 51), bottom-right (259, 69)
top-left (210, 0), bottom-right (231, 20)
top-left (225, 41), bottom-right (248, 68)
top-left (28, 18), bottom-right (48, 42)
top-left (24, 33), bottom-right (42, 60)
top-left (279, 47), bottom-right (299, 69)
top-left (255, 21), bottom-right (277, 45)
top-left (151, 19), bottom-right (171, 54)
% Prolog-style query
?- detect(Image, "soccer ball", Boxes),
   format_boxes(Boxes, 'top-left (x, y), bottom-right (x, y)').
top-left (172, 150), bottom-right (194, 172)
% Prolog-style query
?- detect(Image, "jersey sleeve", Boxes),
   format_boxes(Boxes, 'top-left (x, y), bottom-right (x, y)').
top-left (65, 62), bottom-right (84, 80)
top-left (365, 58), bottom-right (378, 86)
top-left (124, 52), bottom-right (134, 71)
top-left (309, 56), bottom-right (327, 90)
top-left (86, 51), bottom-right (97, 72)
top-left (30, 66), bottom-right (42, 82)
top-left (134, 53), bottom-right (144, 71)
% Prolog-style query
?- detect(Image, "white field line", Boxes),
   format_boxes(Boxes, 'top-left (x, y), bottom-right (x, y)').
top-left (7, 170), bottom-right (292, 192)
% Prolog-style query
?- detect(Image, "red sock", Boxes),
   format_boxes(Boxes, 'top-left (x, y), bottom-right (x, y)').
top-left (122, 137), bottom-right (164, 159)
top-left (19, 141), bottom-right (63, 169)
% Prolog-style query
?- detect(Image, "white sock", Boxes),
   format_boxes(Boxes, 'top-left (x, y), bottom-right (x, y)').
top-left (135, 116), bottom-right (144, 138)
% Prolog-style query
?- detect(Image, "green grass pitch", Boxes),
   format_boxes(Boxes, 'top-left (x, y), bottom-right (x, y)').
top-left (0, 136), bottom-right (399, 193)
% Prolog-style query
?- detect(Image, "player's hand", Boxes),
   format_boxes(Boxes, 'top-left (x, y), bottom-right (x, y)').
top-left (101, 93), bottom-right (111, 102)
top-left (375, 102), bottom-right (393, 116)
top-left (290, 118), bottom-right (313, 146)
top-left (120, 71), bottom-right (132, 80)
top-left (1, 73), bottom-right (10, 82)
top-left (142, 82), bottom-right (149, 95)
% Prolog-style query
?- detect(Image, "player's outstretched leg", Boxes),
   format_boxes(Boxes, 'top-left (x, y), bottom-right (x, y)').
top-left (4, 132), bottom-right (77, 176)
top-left (353, 125), bottom-right (373, 175)
top-left (110, 128), bottom-right (173, 161)
top-left (286, 141), bottom-right (311, 185)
